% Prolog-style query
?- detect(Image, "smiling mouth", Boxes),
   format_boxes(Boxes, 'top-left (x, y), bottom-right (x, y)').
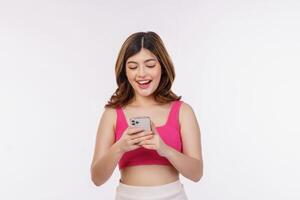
top-left (136, 80), bottom-right (152, 89)
top-left (136, 80), bottom-right (152, 85)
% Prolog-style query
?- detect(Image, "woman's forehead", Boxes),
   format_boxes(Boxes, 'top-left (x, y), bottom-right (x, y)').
top-left (126, 48), bottom-right (158, 64)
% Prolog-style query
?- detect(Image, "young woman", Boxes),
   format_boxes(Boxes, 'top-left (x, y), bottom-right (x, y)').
top-left (90, 31), bottom-right (203, 200)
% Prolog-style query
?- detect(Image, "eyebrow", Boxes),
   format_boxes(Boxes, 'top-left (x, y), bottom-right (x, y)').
top-left (126, 58), bottom-right (157, 65)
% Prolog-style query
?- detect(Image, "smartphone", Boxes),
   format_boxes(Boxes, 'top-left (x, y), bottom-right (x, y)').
top-left (129, 116), bottom-right (151, 131)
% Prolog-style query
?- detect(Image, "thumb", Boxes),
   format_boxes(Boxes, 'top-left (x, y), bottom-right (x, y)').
top-left (150, 120), bottom-right (158, 134)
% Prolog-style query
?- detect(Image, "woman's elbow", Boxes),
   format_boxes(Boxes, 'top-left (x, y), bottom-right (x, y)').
top-left (192, 172), bottom-right (203, 182)
top-left (91, 172), bottom-right (105, 186)
top-left (192, 164), bottom-right (203, 182)
top-left (90, 166), bottom-right (104, 187)
top-left (91, 177), bottom-right (102, 186)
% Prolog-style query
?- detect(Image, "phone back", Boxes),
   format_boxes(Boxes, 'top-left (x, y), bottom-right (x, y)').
top-left (129, 116), bottom-right (151, 131)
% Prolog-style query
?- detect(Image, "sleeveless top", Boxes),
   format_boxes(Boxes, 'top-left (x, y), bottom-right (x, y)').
top-left (115, 100), bottom-right (183, 170)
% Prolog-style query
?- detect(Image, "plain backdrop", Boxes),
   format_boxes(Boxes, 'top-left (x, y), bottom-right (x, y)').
top-left (1, 0), bottom-right (300, 199)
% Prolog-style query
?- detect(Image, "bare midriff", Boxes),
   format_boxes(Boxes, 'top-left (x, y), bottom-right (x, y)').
top-left (119, 165), bottom-right (179, 186)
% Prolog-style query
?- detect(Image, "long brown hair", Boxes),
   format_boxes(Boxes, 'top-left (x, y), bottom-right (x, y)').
top-left (105, 31), bottom-right (181, 108)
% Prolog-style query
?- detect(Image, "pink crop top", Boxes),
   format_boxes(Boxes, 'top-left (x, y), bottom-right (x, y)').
top-left (114, 100), bottom-right (183, 170)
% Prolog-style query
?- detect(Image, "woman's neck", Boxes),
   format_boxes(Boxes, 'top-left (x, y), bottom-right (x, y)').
top-left (128, 95), bottom-right (158, 107)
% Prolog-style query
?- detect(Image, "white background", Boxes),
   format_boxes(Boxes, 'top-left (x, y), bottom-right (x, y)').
top-left (1, 0), bottom-right (300, 199)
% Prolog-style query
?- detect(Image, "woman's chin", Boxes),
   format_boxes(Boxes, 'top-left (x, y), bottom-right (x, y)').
top-left (135, 89), bottom-right (154, 97)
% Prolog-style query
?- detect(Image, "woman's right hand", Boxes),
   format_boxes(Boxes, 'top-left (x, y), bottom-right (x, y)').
top-left (115, 127), bottom-right (154, 153)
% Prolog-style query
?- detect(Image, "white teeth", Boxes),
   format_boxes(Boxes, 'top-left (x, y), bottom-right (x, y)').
top-left (137, 80), bottom-right (151, 84)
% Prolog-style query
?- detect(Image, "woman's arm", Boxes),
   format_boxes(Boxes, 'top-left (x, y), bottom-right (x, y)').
top-left (164, 102), bottom-right (203, 182)
top-left (90, 108), bottom-right (122, 186)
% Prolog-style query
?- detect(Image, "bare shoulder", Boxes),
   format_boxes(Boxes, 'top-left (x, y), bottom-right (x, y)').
top-left (179, 102), bottom-right (196, 121)
top-left (180, 101), bottom-right (194, 111)
top-left (101, 107), bottom-right (117, 129)
top-left (102, 106), bottom-right (116, 118)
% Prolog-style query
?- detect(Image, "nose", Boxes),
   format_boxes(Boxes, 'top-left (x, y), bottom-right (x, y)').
top-left (137, 66), bottom-right (147, 77)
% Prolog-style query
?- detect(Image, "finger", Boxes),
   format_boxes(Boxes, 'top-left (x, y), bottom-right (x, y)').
top-left (130, 130), bottom-right (153, 140)
top-left (150, 121), bottom-right (158, 134)
top-left (128, 144), bottom-right (141, 151)
top-left (141, 144), bottom-right (156, 150)
top-left (138, 138), bottom-right (155, 145)
top-left (127, 127), bottom-right (144, 135)
top-left (150, 120), bottom-right (155, 128)
top-left (132, 134), bottom-right (154, 144)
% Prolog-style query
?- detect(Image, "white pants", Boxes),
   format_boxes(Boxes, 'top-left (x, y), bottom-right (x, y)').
top-left (115, 179), bottom-right (189, 200)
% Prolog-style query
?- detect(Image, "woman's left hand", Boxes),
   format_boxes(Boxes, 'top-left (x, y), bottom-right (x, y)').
top-left (138, 121), bottom-right (170, 157)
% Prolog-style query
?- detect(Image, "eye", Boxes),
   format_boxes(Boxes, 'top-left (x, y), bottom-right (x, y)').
top-left (146, 65), bottom-right (156, 68)
top-left (128, 66), bottom-right (137, 70)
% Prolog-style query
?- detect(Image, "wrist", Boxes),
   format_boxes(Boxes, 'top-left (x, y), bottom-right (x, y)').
top-left (160, 145), bottom-right (173, 158)
top-left (111, 142), bottom-right (124, 156)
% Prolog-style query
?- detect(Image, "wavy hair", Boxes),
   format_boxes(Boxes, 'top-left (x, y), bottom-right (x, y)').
top-left (105, 31), bottom-right (181, 108)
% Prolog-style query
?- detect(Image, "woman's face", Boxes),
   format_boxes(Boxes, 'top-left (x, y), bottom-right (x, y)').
top-left (125, 48), bottom-right (162, 98)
